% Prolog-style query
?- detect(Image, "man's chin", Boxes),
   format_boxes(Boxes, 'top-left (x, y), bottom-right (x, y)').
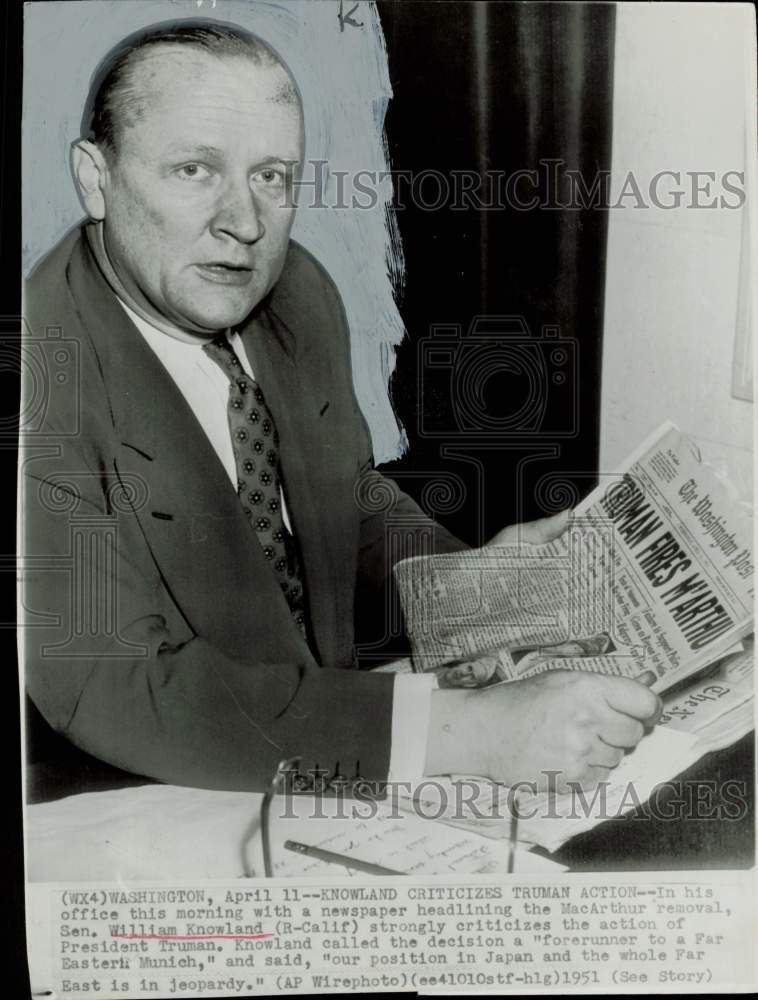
top-left (186, 312), bottom-right (255, 334)
top-left (179, 296), bottom-right (265, 334)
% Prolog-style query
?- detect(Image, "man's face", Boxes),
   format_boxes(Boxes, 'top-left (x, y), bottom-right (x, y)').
top-left (98, 48), bottom-right (303, 334)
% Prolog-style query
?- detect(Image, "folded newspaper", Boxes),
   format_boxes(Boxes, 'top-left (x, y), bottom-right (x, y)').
top-left (393, 421), bottom-right (753, 695)
top-left (392, 422), bottom-right (754, 850)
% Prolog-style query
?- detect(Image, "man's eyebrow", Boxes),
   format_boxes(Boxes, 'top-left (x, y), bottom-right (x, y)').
top-left (164, 143), bottom-right (226, 158)
top-left (253, 155), bottom-right (302, 168)
top-left (163, 146), bottom-right (300, 167)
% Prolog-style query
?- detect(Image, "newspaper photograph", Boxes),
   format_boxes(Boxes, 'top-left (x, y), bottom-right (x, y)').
top-left (11, 0), bottom-right (757, 997)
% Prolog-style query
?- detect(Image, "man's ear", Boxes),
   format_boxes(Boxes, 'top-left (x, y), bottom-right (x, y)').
top-left (71, 140), bottom-right (108, 221)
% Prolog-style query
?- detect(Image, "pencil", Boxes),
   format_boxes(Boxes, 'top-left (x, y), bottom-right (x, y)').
top-left (507, 810), bottom-right (518, 873)
top-left (284, 839), bottom-right (404, 875)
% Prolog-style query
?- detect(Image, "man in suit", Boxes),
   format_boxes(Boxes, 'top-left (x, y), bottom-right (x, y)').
top-left (22, 20), bottom-right (660, 796)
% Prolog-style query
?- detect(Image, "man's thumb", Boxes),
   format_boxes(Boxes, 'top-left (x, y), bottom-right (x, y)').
top-left (531, 508), bottom-right (572, 543)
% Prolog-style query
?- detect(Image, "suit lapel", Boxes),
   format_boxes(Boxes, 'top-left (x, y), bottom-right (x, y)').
top-left (66, 234), bottom-right (314, 665)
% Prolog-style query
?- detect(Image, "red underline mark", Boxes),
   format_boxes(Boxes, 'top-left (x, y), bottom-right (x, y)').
top-left (111, 934), bottom-right (274, 940)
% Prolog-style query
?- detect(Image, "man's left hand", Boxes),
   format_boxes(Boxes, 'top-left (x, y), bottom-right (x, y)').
top-left (486, 508), bottom-right (572, 547)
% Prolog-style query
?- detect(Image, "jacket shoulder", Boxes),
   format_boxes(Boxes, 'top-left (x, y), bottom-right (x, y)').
top-left (268, 240), bottom-right (349, 344)
top-left (278, 239), bottom-right (341, 298)
top-left (26, 227), bottom-right (83, 293)
top-left (24, 227), bottom-right (86, 328)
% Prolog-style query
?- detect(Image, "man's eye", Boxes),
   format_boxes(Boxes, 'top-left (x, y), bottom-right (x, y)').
top-left (253, 167), bottom-right (285, 186)
top-left (176, 163), bottom-right (211, 181)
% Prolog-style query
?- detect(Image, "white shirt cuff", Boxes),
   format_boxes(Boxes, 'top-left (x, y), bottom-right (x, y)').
top-left (388, 673), bottom-right (437, 784)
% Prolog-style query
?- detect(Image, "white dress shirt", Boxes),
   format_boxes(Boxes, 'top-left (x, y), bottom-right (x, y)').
top-left (118, 299), bottom-right (433, 785)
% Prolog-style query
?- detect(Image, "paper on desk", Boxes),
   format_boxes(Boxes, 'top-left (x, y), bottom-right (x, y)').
top-left (26, 785), bottom-right (262, 882)
top-left (26, 784), bottom-right (566, 882)
top-left (271, 799), bottom-right (564, 876)
top-left (693, 699), bottom-right (754, 754)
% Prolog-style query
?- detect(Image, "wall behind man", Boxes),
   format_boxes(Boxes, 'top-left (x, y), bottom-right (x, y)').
top-left (377, 1), bottom-right (615, 544)
top-left (601, 4), bottom-right (754, 498)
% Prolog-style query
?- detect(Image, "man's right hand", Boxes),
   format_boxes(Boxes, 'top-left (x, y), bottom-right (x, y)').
top-left (424, 668), bottom-right (662, 793)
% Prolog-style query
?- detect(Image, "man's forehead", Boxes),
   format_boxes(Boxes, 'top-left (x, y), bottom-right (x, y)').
top-left (124, 46), bottom-right (300, 116)
top-left (114, 45), bottom-right (303, 151)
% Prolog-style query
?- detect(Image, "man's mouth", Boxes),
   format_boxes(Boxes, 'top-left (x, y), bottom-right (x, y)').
top-left (195, 262), bottom-right (254, 286)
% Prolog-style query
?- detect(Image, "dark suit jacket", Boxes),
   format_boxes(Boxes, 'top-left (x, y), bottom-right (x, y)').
top-left (22, 225), bottom-right (467, 792)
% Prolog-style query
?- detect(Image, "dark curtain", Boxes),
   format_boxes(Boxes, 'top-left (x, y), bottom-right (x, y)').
top-left (356, 0), bottom-right (615, 658)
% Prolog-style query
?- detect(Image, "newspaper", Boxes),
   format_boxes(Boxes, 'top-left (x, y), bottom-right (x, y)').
top-left (657, 637), bottom-right (754, 738)
top-left (393, 422), bottom-right (754, 694)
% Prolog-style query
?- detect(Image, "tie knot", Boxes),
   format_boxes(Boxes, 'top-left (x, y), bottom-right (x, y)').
top-left (202, 335), bottom-right (242, 380)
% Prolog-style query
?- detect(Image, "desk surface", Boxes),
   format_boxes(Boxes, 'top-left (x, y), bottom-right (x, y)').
top-left (27, 734), bottom-right (754, 873)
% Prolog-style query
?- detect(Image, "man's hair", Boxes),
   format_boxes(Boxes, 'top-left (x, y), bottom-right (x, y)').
top-left (81, 19), bottom-right (300, 155)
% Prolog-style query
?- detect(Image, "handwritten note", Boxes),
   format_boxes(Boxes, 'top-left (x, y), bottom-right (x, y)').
top-left (26, 784), bottom-right (565, 883)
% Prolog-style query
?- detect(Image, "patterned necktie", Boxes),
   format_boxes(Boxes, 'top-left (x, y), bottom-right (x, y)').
top-left (202, 336), bottom-right (307, 635)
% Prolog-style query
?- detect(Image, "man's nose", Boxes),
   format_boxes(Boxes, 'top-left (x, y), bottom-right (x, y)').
top-left (211, 178), bottom-right (266, 244)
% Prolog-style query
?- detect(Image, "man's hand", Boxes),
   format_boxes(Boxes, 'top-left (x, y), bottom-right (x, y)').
top-left (425, 669), bottom-right (662, 792)
top-left (486, 508), bottom-right (572, 548)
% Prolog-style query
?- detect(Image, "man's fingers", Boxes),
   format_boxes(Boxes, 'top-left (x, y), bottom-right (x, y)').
top-left (588, 741), bottom-right (624, 769)
top-left (598, 715), bottom-right (645, 749)
top-left (636, 669), bottom-right (657, 687)
top-left (488, 509), bottom-right (573, 547)
top-left (567, 767), bottom-right (612, 791)
top-left (523, 509), bottom-right (572, 544)
top-left (600, 675), bottom-right (662, 723)
top-left (585, 765), bottom-right (613, 784)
